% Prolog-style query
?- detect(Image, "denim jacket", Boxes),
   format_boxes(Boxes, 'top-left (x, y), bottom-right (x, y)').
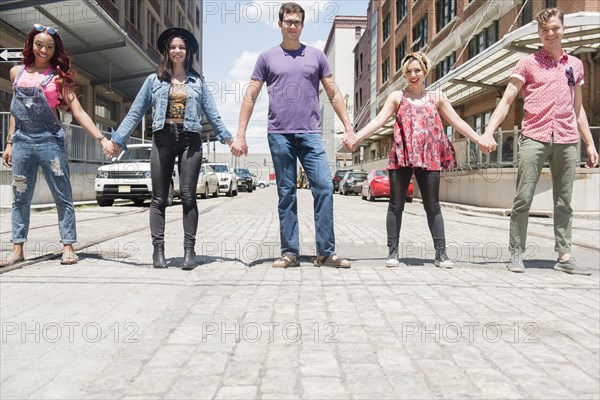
top-left (112, 72), bottom-right (232, 151)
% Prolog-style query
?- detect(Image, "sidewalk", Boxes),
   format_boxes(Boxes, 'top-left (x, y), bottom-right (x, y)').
top-left (1, 188), bottom-right (599, 399)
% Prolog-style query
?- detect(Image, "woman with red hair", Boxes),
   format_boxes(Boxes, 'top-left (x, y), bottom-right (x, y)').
top-left (1, 24), bottom-right (112, 266)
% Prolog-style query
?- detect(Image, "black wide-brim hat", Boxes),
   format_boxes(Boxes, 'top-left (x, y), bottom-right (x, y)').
top-left (157, 27), bottom-right (198, 55)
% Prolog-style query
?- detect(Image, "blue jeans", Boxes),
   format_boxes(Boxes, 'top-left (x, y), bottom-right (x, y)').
top-left (268, 133), bottom-right (335, 256)
top-left (11, 129), bottom-right (76, 244)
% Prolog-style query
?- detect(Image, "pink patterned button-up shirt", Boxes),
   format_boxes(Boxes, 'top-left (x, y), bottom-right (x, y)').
top-left (510, 48), bottom-right (584, 144)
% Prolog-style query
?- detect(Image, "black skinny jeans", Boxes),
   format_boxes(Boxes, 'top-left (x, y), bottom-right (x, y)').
top-left (387, 168), bottom-right (446, 254)
top-left (150, 129), bottom-right (203, 249)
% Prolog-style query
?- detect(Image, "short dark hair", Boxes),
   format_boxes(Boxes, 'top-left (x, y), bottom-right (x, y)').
top-left (536, 8), bottom-right (564, 26)
top-left (279, 2), bottom-right (305, 23)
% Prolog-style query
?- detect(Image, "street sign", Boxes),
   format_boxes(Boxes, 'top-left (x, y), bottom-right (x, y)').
top-left (0, 48), bottom-right (23, 62)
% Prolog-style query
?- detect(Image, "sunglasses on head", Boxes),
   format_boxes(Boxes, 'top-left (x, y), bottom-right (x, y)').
top-left (566, 67), bottom-right (575, 87)
top-left (34, 23), bottom-right (58, 35)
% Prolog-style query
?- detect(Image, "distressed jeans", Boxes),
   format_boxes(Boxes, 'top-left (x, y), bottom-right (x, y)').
top-left (10, 129), bottom-right (76, 244)
top-left (268, 133), bottom-right (335, 256)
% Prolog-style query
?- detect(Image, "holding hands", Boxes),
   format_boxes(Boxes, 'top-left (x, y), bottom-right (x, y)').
top-left (230, 135), bottom-right (249, 157)
top-left (476, 134), bottom-right (498, 154)
top-left (342, 129), bottom-right (359, 152)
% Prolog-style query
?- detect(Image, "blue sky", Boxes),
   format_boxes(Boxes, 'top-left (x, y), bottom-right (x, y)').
top-left (202, 1), bottom-right (370, 153)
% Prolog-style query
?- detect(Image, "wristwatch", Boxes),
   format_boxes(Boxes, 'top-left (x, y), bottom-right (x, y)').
top-left (96, 136), bottom-right (105, 143)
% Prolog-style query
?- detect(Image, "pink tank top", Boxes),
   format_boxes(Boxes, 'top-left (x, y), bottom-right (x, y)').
top-left (15, 66), bottom-right (61, 108)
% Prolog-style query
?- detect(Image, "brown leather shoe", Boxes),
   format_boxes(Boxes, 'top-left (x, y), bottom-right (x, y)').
top-left (313, 255), bottom-right (351, 268)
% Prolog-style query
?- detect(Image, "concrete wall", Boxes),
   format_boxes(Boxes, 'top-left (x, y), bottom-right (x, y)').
top-left (434, 168), bottom-right (600, 213)
top-left (1, 163), bottom-right (102, 208)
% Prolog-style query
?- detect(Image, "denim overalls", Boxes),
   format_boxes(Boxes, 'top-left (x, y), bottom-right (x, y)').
top-left (9, 66), bottom-right (76, 244)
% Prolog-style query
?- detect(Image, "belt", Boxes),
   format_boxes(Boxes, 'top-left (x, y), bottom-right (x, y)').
top-left (165, 122), bottom-right (184, 131)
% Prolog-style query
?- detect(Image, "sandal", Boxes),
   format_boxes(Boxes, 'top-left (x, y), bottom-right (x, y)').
top-left (313, 255), bottom-right (351, 268)
top-left (60, 252), bottom-right (79, 265)
top-left (0, 252), bottom-right (25, 267)
top-left (272, 254), bottom-right (299, 268)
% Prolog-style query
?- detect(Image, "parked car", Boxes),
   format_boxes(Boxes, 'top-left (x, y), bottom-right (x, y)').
top-left (95, 143), bottom-right (180, 207)
top-left (257, 179), bottom-right (270, 188)
top-left (234, 168), bottom-right (254, 192)
top-left (233, 168), bottom-right (258, 192)
top-left (197, 164), bottom-right (219, 199)
top-left (332, 168), bottom-right (352, 193)
top-left (339, 171), bottom-right (368, 195)
top-left (205, 163), bottom-right (238, 196)
top-left (361, 168), bottom-right (414, 202)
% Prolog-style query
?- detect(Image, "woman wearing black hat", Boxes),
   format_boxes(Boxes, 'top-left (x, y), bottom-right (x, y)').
top-left (109, 28), bottom-right (236, 270)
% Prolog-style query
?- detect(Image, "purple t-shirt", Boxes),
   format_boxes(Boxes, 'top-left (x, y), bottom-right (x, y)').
top-left (251, 44), bottom-right (332, 133)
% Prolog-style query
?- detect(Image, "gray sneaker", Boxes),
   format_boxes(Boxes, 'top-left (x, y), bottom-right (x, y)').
top-left (385, 248), bottom-right (400, 267)
top-left (554, 257), bottom-right (592, 276)
top-left (507, 253), bottom-right (525, 273)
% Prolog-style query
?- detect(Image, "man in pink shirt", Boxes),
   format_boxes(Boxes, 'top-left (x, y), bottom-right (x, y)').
top-left (483, 8), bottom-right (598, 274)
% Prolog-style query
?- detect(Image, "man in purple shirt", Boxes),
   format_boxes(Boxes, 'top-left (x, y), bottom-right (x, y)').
top-left (232, 2), bottom-right (355, 269)
top-left (483, 8), bottom-right (598, 274)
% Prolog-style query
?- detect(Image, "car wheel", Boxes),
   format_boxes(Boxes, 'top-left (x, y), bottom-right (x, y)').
top-left (212, 187), bottom-right (219, 197)
top-left (167, 183), bottom-right (175, 206)
top-left (226, 184), bottom-right (233, 197)
top-left (406, 196), bottom-right (413, 203)
top-left (200, 184), bottom-right (209, 199)
top-left (133, 199), bottom-right (145, 207)
top-left (259, 183), bottom-right (265, 189)
top-left (368, 189), bottom-right (375, 202)
top-left (233, 189), bottom-right (238, 196)
top-left (362, 190), bottom-right (367, 200)
top-left (248, 186), bottom-right (253, 193)
top-left (97, 198), bottom-right (114, 207)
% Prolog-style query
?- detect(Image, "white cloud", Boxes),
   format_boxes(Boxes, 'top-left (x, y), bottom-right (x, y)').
top-left (306, 39), bottom-right (326, 50)
top-left (229, 51), bottom-right (260, 81)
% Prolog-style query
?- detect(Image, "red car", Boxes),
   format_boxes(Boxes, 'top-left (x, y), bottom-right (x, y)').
top-left (361, 169), bottom-right (413, 202)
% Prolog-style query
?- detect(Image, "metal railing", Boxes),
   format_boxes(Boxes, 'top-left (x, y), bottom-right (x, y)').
top-left (1, 111), bottom-right (144, 164)
top-left (452, 126), bottom-right (600, 170)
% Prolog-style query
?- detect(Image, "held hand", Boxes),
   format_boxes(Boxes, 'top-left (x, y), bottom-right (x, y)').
top-left (230, 137), bottom-right (248, 157)
top-left (110, 141), bottom-right (122, 158)
top-left (2, 146), bottom-right (12, 167)
top-left (101, 139), bottom-right (114, 158)
top-left (585, 144), bottom-right (599, 168)
top-left (478, 135), bottom-right (497, 154)
top-left (342, 130), bottom-right (358, 152)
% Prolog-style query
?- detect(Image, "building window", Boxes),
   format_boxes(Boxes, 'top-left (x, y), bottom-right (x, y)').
top-left (436, 52), bottom-right (455, 80)
top-left (396, 0), bottom-right (407, 23)
top-left (355, 58), bottom-right (359, 78)
top-left (468, 21), bottom-right (498, 58)
top-left (178, 11), bottom-right (185, 27)
top-left (436, 0), bottom-right (456, 31)
top-left (395, 38), bottom-right (407, 72)
top-left (412, 16), bottom-right (428, 51)
top-left (355, 26), bottom-right (362, 39)
top-left (359, 88), bottom-right (363, 107)
top-left (196, 7), bottom-right (200, 29)
top-left (545, 0), bottom-right (557, 7)
top-left (165, 0), bottom-right (173, 19)
top-left (125, 0), bottom-right (141, 29)
top-left (95, 97), bottom-right (116, 121)
top-left (522, 0), bottom-right (533, 25)
top-left (148, 12), bottom-right (160, 49)
top-left (382, 58), bottom-right (390, 83)
top-left (383, 14), bottom-right (390, 41)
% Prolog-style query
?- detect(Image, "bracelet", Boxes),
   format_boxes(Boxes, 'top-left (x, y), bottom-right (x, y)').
top-left (96, 136), bottom-right (106, 143)
top-left (5, 140), bottom-right (12, 145)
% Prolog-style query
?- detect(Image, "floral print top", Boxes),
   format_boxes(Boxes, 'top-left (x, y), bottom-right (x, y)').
top-left (388, 92), bottom-right (456, 171)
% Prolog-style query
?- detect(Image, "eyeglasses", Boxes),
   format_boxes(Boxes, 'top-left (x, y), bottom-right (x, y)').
top-left (282, 19), bottom-right (303, 28)
top-left (34, 23), bottom-right (58, 35)
top-left (565, 67), bottom-right (575, 87)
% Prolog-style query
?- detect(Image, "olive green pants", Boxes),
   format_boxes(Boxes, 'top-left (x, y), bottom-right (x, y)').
top-left (509, 136), bottom-right (578, 254)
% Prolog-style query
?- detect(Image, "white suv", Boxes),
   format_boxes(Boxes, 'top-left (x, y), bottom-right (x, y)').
top-left (205, 163), bottom-right (238, 197)
top-left (95, 143), bottom-right (180, 207)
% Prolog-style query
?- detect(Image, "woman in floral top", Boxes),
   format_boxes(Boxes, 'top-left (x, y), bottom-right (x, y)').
top-left (345, 52), bottom-right (494, 268)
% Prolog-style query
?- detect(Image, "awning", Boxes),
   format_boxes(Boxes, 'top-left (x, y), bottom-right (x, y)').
top-left (0, 0), bottom-right (219, 141)
top-left (0, 0), bottom-right (156, 101)
top-left (428, 12), bottom-right (600, 105)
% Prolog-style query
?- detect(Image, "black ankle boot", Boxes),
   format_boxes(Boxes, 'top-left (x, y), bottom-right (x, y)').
top-left (182, 249), bottom-right (197, 270)
top-left (152, 245), bottom-right (167, 269)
